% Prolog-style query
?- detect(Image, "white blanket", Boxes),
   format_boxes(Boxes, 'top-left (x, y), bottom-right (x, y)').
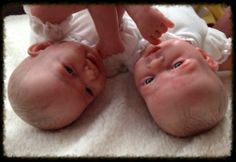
top-left (3, 14), bottom-right (232, 157)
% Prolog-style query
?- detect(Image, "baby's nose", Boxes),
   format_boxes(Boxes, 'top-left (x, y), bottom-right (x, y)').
top-left (148, 55), bottom-right (164, 70)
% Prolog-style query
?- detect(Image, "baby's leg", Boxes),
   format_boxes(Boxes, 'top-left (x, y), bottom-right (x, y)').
top-left (213, 6), bottom-right (232, 38)
top-left (29, 5), bottom-right (87, 24)
top-left (116, 5), bottom-right (125, 27)
top-left (124, 5), bottom-right (174, 44)
top-left (88, 5), bottom-right (124, 58)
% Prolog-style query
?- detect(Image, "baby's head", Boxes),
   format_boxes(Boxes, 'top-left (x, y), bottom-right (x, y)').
top-left (8, 41), bottom-right (106, 130)
top-left (134, 39), bottom-right (228, 137)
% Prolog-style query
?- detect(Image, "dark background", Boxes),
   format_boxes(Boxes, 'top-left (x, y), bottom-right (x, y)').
top-left (2, 4), bottom-right (24, 18)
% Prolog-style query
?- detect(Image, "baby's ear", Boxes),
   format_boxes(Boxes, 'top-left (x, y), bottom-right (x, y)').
top-left (196, 47), bottom-right (219, 71)
top-left (28, 41), bottom-right (53, 56)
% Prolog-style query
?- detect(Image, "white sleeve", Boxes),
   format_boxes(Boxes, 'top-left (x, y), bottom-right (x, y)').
top-left (157, 5), bottom-right (209, 48)
top-left (202, 28), bottom-right (232, 64)
top-left (157, 5), bottom-right (231, 65)
top-left (23, 5), bottom-right (72, 44)
top-left (23, 5), bottom-right (97, 46)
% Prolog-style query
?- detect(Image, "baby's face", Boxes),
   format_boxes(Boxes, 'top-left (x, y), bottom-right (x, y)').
top-left (24, 41), bottom-right (106, 128)
top-left (134, 39), bottom-right (222, 136)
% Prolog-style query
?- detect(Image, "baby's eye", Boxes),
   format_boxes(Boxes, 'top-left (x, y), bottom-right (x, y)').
top-left (144, 76), bottom-right (154, 85)
top-left (64, 65), bottom-right (74, 74)
top-left (172, 60), bottom-right (184, 69)
top-left (85, 87), bottom-right (94, 96)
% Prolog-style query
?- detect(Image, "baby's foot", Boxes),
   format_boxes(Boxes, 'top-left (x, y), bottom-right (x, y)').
top-left (134, 7), bottom-right (174, 44)
top-left (96, 38), bottom-right (125, 59)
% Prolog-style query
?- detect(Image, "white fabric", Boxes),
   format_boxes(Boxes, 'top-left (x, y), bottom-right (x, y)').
top-left (23, 5), bottom-right (143, 75)
top-left (24, 5), bottom-right (231, 75)
top-left (157, 5), bottom-right (231, 64)
top-left (3, 14), bottom-right (232, 157)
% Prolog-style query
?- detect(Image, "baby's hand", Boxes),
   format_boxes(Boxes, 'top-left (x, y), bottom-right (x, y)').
top-left (136, 7), bottom-right (174, 44)
top-left (96, 40), bottom-right (125, 59)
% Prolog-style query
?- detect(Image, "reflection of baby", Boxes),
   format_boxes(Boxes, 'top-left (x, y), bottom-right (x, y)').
top-left (8, 5), bottom-right (231, 138)
top-left (7, 5), bottom-right (173, 130)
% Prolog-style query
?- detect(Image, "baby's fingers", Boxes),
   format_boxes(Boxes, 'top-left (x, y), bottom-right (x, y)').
top-left (157, 11), bottom-right (174, 28)
top-left (94, 48), bottom-right (104, 59)
top-left (158, 23), bottom-right (168, 34)
top-left (161, 16), bottom-right (174, 28)
top-left (148, 36), bottom-right (160, 45)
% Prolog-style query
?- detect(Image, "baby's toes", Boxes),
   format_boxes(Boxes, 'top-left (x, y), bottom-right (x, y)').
top-left (148, 35), bottom-right (160, 45)
top-left (159, 23), bottom-right (168, 33)
top-left (154, 30), bottom-right (162, 38)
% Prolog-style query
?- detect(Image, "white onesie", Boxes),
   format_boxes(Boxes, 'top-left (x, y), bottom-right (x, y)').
top-left (24, 5), bottom-right (231, 76)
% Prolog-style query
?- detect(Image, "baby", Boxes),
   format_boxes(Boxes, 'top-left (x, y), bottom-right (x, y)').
top-left (26, 4), bottom-right (174, 58)
top-left (103, 5), bottom-right (231, 137)
top-left (134, 39), bottom-right (229, 137)
top-left (8, 5), bottom-right (231, 137)
top-left (8, 41), bottom-right (106, 130)
top-left (133, 6), bottom-right (231, 137)
top-left (194, 5), bottom-right (232, 37)
top-left (7, 5), bottom-right (173, 130)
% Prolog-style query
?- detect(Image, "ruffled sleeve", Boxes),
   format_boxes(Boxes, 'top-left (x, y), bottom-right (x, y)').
top-left (202, 27), bottom-right (232, 64)
top-left (23, 5), bottom-right (71, 43)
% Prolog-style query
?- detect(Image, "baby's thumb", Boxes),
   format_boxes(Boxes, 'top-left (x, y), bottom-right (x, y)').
top-left (94, 46), bottom-right (104, 60)
top-left (163, 16), bottom-right (174, 28)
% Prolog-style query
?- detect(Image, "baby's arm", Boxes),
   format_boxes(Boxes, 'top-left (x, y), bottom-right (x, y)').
top-left (29, 5), bottom-right (87, 24)
top-left (88, 5), bottom-right (124, 58)
top-left (213, 6), bottom-right (232, 38)
top-left (215, 7), bottom-right (232, 71)
top-left (219, 55), bottom-right (232, 70)
top-left (124, 5), bottom-right (174, 44)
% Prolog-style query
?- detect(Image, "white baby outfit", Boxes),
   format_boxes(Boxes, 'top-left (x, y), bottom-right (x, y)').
top-left (24, 5), bottom-right (231, 76)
